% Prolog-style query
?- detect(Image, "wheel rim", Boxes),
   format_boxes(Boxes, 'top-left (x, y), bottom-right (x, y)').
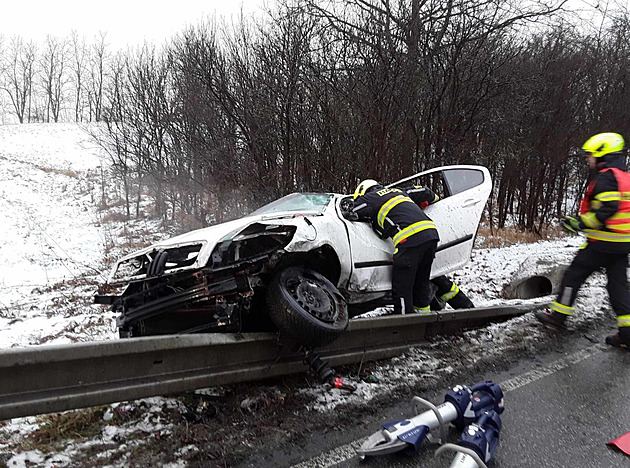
top-left (286, 276), bottom-right (338, 323)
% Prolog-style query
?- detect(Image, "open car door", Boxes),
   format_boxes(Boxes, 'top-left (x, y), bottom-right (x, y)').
top-left (390, 165), bottom-right (492, 278)
top-left (338, 165), bottom-right (491, 303)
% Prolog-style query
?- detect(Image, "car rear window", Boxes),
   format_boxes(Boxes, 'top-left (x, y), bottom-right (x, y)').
top-left (250, 193), bottom-right (333, 215)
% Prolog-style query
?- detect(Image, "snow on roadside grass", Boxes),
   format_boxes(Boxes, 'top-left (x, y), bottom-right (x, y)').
top-left (0, 123), bottom-right (196, 467)
top-left (0, 123), bottom-right (170, 349)
top-left (454, 235), bottom-right (582, 305)
top-left (0, 123), bottom-right (114, 348)
top-left (0, 398), bottom-right (186, 468)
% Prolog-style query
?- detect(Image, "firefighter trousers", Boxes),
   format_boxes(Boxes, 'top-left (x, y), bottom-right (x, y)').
top-left (392, 240), bottom-right (438, 314)
top-left (553, 243), bottom-right (630, 319)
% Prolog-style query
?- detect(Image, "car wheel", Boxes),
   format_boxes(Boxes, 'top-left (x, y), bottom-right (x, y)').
top-left (266, 266), bottom-right (349, 348)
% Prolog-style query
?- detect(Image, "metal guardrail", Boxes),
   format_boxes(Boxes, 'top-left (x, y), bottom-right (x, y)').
top-left (0, 302), bottom-right (545, 420)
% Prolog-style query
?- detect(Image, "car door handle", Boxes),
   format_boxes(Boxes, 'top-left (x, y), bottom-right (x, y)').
top-left (462, 199), bottom-right (481, 207)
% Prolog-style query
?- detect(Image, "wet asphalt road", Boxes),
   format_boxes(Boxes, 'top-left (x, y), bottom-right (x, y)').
top-left (285, 327), bottom-right (630, 468)
top-left (490, 343), bottom-right (630, 467)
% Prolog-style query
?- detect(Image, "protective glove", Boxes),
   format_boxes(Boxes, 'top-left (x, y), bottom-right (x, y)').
top-left (375, 222), bottom-right (399, 240)
top-left (342, 210), bottom-right (359, 221)
top-left (561, 215), bottom-right (582, 234)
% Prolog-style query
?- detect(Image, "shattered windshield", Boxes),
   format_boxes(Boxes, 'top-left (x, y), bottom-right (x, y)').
top-left (250, 193), bottom-right (333, 216)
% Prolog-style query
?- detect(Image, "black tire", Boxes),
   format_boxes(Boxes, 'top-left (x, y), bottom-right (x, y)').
top-left (266, 266), bottom-right (349, 348)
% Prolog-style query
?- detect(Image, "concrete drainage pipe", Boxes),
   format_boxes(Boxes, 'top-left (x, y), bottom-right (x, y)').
top-left (502, 259), bottom-right (568, 300)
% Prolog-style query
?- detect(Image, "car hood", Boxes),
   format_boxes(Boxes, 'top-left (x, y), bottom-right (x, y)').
top-left (159, 210), bottom-right (322, 246)
top-left (108, 210), bottom-right (321, 283)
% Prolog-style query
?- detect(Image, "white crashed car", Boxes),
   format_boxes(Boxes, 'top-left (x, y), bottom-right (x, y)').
top-left (96, 165), bottom-right (491, 347)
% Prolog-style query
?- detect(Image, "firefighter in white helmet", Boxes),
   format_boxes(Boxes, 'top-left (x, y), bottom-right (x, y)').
top-left (353, 180), bottom-right (441, 314)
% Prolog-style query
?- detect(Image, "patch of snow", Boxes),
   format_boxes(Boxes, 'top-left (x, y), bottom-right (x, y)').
top-left (0, 123), bottom-right (115, 348)
top-left (4, 450), bottom-right (45, 468)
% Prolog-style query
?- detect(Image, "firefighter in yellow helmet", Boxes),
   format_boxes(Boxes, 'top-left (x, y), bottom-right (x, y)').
top-left (536, 132), bottom-right (630, 349)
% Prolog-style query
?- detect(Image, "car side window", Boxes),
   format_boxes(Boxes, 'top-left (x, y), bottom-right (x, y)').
top-left (393, 168), bottom-right (485, 200)
top-left (442, 168), bottom-right (485, 196)
top-left (394, 172), bottom-right (447, 200)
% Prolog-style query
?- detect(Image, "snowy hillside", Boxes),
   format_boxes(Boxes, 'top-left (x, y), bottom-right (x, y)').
top-left (0, 124), bottom-right (116, 348)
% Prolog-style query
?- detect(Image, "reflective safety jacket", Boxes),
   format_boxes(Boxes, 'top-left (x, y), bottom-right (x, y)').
top-left (352, 185), bottom-right (440, 248)
top-left (579, 166), bottom-right (630, 244)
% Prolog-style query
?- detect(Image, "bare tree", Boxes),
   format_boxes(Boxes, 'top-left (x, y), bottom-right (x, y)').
top-left (70, 31), bottom-right (88, 122)
top-left (90, 2), bottom-right (630, 234)
top-left (88, 32), bottom-right (109, 122)
top-left (39, 35), bottom-right (70, 122)
top-left (0, 37), bottom-right (36, 123)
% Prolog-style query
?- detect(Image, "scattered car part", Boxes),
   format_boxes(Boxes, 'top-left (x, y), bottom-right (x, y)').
top-left (434, 409), bottom-right (502, 468)
top-left (303, 348), bottom-right (357, 392)
top-left (608, 431), bottom-right (630, 456)
top-left (356, 381), bottom-right (504, 459)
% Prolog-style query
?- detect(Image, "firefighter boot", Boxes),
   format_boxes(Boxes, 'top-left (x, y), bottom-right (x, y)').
top-left (535, 310), bottom-right (567, 329)
top-left (447, 291), bottom-right (474, 309)
top-left (429, 282), bottom-right (445, 311)
top-left (605, 328), bottom-right (630, 350)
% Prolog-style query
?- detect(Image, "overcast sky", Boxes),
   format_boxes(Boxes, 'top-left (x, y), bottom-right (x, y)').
top-left (0, 0), bottom-right (266, 49)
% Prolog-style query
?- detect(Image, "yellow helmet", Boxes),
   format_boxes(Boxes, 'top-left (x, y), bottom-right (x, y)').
top-left (582, 132), bottom-right (625, 158)
top-left (353, 179), bottom-right (379, 200)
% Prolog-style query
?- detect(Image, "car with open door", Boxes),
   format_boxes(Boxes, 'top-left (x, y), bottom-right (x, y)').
top-left (96, 165), bottom-right (491, 348)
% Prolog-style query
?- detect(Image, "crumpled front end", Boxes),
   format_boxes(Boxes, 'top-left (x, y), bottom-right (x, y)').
top-left (96, 223), bottom-right (297, 337)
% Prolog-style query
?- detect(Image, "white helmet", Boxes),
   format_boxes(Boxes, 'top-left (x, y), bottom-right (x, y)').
top-left (353, 179), bottom-right (379, 200)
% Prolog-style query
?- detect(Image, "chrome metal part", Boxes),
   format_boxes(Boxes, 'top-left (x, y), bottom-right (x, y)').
top-left (435, 443), bottom-right (487, 468)
top-left (356, 401), bottom-right (458, 457)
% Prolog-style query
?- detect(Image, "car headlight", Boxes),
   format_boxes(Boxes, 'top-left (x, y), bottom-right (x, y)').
top-left (210, 224), bottom-right (296, 268)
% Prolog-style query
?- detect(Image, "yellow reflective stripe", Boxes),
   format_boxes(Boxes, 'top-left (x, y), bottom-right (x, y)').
top-left (608, 223), bottom-right (630, 231)
top-left (392, 220), bottom-right (436, 246)
top-left (591, 200), bottom-right (602, 209)
top-left (414, 306), bottom-right (431, 314)
top-left (580, 212), bottom-right (601, 229)
top-left (609, 212), bottom-right (630, 220)
top-left (549, 301), bottom-right (574, 315)
top-left (377, 195), bottom-right (413, 228)
top-left (618, 315), bottom-right (630, 327)
top-left (605, 212), bottom-right (630, 232)
top-left (595, 191), bottom-right (621, 202)
top-left (584, 229), bottom-right (630, 242)
top-left (433, 194), bottom-right (439, 202)
top-left (441, 283), bottom-right (460, 301)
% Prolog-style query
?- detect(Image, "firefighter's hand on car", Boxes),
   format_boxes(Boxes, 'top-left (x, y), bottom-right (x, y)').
top-left (561, 215), bottom-right (582, 234)
top-left (342, 210), bottom-right (359, 221)
top-left (374, 223), bottom-right (398, 240)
